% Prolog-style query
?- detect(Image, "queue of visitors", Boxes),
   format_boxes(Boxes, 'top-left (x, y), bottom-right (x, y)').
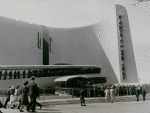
top-left (83, 84), bottom-right (148, 97)
top-left (3, 76), bottom-right (42, 112)
top-left (79, 84), bottom-right (147, 106)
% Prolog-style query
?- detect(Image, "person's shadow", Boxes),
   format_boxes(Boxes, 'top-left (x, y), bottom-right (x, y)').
top-left (28, 109), bottom-right (61, 113)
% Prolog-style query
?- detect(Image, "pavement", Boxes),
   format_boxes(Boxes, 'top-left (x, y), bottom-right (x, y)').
top-left (1, 95), bottom-right (150, 113)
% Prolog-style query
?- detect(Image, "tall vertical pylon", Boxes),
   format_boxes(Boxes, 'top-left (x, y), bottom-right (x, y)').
top-left (116, 5), bottom-right (139, 84)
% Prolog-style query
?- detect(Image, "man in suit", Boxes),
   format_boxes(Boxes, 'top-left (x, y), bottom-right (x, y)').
top-left (135, 85), bottom-right (141, 102)
top-left (27, 76), bottom-right (39, 112)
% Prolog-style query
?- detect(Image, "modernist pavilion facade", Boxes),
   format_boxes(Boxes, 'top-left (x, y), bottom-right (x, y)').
top-left (0, 5), bottom-right (139, 85)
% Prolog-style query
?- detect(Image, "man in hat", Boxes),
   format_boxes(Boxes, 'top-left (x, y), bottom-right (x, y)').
top-left (3, 86), bottom-right (11, 108)
top-left (27, 76), bottom-right (39, 112)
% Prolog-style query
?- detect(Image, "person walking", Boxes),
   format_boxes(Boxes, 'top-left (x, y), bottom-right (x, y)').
top-left (27, 76), bottom-right (39, 112)
top-left (29, 86), bottom-right (42, 110)
top-left (135, 85), bottom-right (141, 102)
top-left (110, 86), bottom-right (115, 103)
top-left (11, 84), bottom-right (20, 108)
top-left (142, 85), bottom-right (146, 101)
top-left (3, 86), bottom-right (11, 108)
top-left (10, 85), bottom-right (15, 109)
top-left (105, 86), bottom-right (110, 103)
top-left (80, 87), bottom-right (85, 106)
top-left (19, 80), bottom-right (29, 112)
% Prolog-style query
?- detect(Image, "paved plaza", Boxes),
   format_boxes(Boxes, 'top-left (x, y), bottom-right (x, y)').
top-left (1, 96), bottom-right (150, 113)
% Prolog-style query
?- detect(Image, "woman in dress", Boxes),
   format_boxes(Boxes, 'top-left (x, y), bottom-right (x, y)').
top-left (11, 84), bottom-right (20, 108)
top-left (19, 80), bottom-right (29, 112)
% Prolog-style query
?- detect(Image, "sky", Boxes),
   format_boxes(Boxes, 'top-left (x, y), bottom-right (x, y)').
top-left (0, 0), bottom-right (147, 28)
top-left (0, 0), bottom-right (150, 83)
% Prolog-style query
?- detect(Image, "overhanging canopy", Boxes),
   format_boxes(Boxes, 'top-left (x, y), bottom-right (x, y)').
top-left (54, 76), bottom-right (87, 82)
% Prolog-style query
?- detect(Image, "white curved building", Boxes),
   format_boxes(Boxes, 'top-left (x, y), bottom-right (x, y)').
top-left (0, 4), bottom-right (141, 85)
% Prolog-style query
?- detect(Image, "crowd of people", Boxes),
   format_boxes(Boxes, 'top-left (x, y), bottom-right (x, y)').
top-left (0, 80), bottom-right (147, 113)
top-left (82, 84), bottom-right (148, 97)
top-left (79, 84), bottom-right (147, 106)
top-left (1, 76), bottom-right (42, 112)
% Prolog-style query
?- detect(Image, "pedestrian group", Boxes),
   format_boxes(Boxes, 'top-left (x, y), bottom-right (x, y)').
top-left (2, 76), bottom-right (42, 112)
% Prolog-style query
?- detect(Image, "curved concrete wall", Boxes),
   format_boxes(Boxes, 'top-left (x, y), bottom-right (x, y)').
top-left (0, 16), bottom-right (43, 65)
top-left (0, 14), bottom-right (121, 84)
top-left (48, 26), bottom-right (119, 84)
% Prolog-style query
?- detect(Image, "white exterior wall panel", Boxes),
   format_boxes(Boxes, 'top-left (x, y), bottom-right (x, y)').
top-left (48, 26), bottom-right (119, 84)
top-left (116, 5), bottom-right (139, 83)
top-left (0, 16), bottom-right (43, 65)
